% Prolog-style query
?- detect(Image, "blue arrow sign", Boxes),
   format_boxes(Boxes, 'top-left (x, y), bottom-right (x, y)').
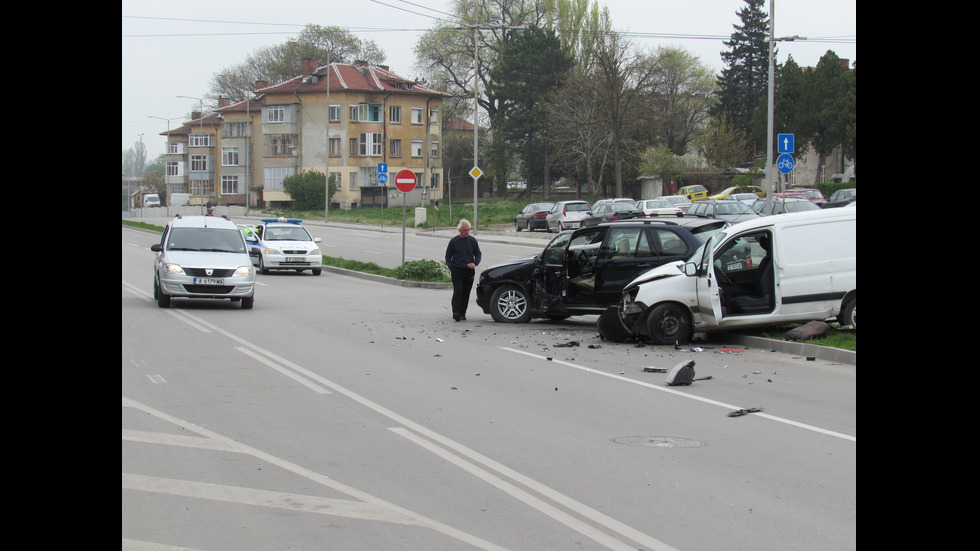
top-left (377, 162), bottom-right (388, 173)
top-left (777, 134), bottom-right (794, 154)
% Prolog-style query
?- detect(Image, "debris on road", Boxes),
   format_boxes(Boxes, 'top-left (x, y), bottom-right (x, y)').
top-left (728, 407), bottom-right (764, 417)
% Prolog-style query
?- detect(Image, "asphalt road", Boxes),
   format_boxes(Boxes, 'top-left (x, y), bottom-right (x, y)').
top-left (123, 224), bottom-right (856, 550)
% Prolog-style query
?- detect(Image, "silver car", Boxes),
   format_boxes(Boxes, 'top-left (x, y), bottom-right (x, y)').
top-left (546, 200), bottom-right (592, 232)
top-left (152, 215), bottom-right (255, 308)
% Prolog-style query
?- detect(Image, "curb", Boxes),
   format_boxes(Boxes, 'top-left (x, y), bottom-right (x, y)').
top-left (321, 265), bottom-right (452, 289)
top-left (720, 333), bottom-right (856, 365)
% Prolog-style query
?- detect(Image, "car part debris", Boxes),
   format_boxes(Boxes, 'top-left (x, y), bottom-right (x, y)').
top-left (554, 341), bottom-right (580, 347)
top-left (665, 360), bottom-right (696, 386)
top-left (728, 407), bottom-right (763, 417)
top-left (643, 366), bottom-right (667, 373)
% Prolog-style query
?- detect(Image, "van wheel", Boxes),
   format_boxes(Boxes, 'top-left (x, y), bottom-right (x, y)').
top-left (489, 285), bottom-right (531, 323)
top-left (645, 303), bottom-right (691, 345)
top-left (838, 298), bottom-right (856, 328)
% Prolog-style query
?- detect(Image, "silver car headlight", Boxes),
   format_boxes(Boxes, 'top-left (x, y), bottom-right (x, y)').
top-left (234, 265), bottom-right (254, 277)
top-left (164, 263), bottom-right (185, 275)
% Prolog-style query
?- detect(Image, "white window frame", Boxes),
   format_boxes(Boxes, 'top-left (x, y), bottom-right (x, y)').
top-left (222, 147), bottom-right (239, 166)
top-left (267, 105), bottom-right (285, 123)
top-left (359, 133), bottom-right (383, 156)
top-left (189, 134), bottom-right (213, 147)
top-left (328, 104), bottom-right (341, 122)
top-left (349, 171), bottom-right (358, 190)
top-left (411, 107), bottom-right (424, 125)
top-left (389, 139), bottom-right (401, 157)
top-left (190, 155), bottom-right (208, 172)
top-left (411, 140), bottom-right (423, 157)
top-left (221, 175), bottom-right (241, 195)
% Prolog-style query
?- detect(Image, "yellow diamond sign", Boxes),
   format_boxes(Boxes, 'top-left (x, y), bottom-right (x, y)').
top-left (469, 166), bottom-right (483, 179)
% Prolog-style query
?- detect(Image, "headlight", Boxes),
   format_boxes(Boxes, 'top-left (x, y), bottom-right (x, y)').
top-left (309, 249), bottom-right (321, 255)
top-left (264, 247), bottom-right (282, 255)
top-left (234, 265), bottom-right (253, 277)
top-left (164, 263), bottom-right (184, 274)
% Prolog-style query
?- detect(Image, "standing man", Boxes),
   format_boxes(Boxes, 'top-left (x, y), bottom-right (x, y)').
top-left (445, 219), bottom-right (482, 321)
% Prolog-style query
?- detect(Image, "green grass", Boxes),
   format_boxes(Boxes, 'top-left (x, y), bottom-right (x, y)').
top-left (744, 323), bottom-right (856, 351)
top-left (268, 197), bottom-right (535, 230)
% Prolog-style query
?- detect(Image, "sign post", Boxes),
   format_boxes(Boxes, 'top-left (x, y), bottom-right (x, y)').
top-left (395, 169), bottom-right (418, 265)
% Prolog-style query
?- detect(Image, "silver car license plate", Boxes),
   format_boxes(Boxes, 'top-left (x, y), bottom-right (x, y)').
top-left (193, 277), bottom-right (224, 285)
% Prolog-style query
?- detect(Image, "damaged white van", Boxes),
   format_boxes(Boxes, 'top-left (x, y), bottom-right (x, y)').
top-left (601, 207), bottom-right (855, 344)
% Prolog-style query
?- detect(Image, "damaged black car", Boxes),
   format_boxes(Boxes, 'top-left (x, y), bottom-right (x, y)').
top-left (476, 220), bottom-right (717, 323)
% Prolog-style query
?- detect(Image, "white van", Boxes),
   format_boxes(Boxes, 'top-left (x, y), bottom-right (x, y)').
top-left (602, 208), bottom-right (855, 344)
top-left (143, 193), bottom-right (161, 208)
top-left (169, 193), bottom-right (190, 206)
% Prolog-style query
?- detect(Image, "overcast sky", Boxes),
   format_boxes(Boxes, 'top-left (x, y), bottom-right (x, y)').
top-left (122, 0), bottom-right (856, 161)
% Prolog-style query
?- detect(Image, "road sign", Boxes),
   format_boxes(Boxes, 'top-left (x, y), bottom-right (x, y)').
top-left (469, 166), bottom-right (482, 179)
top-left (777, 134), bottom-right (794, 154)
top-left (377, 173), bottom-right (388, 185)
top-left (377, 162), bottom-right (388, 174)
top-left (776, 153), bottom-right (795, 174)
top-left (395, 169), bottom-right (417, 193)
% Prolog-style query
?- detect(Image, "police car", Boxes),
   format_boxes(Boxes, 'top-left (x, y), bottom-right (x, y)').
top-left (240, 218), bottom-right (323, 275)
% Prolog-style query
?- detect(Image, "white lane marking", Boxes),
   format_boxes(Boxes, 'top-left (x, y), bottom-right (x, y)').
top-left (234, 346), bottom-right (331, 394)
top-left (122, 281), bottom-right (211, 333)
top-left (501, 346), bottom-right (856, 442)
top-left (122, 397), bottom-right (508, 551)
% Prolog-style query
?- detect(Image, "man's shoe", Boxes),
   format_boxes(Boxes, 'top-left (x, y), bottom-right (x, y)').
top-left (460, 314), bottom-right (466, 320)
top-left (453, 313), bottom-right (461, 321)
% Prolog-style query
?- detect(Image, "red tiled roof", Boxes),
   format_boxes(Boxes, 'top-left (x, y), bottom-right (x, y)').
top-left (258, 62), bottom-right (451, 97)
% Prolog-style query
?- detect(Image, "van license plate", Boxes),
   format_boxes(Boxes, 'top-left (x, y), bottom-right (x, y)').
top-left (193, 277), bottom-right (224, 285)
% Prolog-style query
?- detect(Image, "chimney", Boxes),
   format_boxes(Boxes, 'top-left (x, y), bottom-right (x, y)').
top-left (302, 57), bottom-right (318, 78)
top-left (255, 80), bottom-right (268, 91)
top-left (191, 111), bottom-right (201, 120)
top-left (218, 96), bottom-right (230, 108)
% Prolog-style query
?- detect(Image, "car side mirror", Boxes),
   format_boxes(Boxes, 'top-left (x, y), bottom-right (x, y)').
top-left (684, 262), bottom-right (698, 276)
top-left (151, 244), bottom-right (162, 252)
top-left (314, 237), bottom-right (322, 243)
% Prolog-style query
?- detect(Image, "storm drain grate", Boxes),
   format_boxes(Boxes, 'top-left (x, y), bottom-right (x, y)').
top-left (613, 436), bottom-right (705, 448)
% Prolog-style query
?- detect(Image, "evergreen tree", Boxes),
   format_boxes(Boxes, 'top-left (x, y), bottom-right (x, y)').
top-left (715, 0), bottom-right (772, 154)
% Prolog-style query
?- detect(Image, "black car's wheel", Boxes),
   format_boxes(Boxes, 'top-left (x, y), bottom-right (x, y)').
top-left (312, 268), bottom-right (321, 276)
top-left (241, 296), bottom-right (254, 309)
top-left (515, 220), bottom-right (523, 232)
top-left (645, 303), bottom-right (692, 345)
top-left (489, 285), bottom-right (532, 323)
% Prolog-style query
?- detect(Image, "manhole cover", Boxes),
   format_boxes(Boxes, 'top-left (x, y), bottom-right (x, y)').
top-left (612, 436), bottom-right (705, 448)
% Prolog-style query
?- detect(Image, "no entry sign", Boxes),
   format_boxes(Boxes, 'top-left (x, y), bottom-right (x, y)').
top-left (394, 169), bottom-right (417, 193)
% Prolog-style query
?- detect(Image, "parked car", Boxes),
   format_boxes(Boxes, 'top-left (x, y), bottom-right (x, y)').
top-left (546, 200), bottom-right (592, 232)
top-left (823, 188), bottom-right (856, 208)
top-left (515, 202), bottom-right (555, 232)
top-left (582, 199), bottom-right (645, 227)
top-left (151, 215), bottom-right (255, 308)
top-left (601, 208), bottom-right (856, 344)
top-left (754, 196), bottom-right (822, 216)
top-left (709, 186), bottom-right (737, 200)
top-left (636, 198), bottom-right (684, 217)
top-left (787, 187), bottom-right (827, 206)
top-left (678, 185), bottom-right (709, 202)
top-left (659, 195), bottom-right (693, 212)
top-left (734, 185), bottom-right (767, 198)
top-left (731, 192), bottom-right (760, 206)
top-left (475, 220), bottom-right (705, 322)
top-left (687, 199), bottom-right (761, 224)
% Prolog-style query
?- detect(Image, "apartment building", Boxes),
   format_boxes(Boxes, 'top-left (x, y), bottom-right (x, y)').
top-left (160, 59), bottom-right (451, 209)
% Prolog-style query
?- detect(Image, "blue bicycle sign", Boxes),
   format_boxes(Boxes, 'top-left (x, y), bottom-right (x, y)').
top-left (776, 153), bottom-right (795, 174)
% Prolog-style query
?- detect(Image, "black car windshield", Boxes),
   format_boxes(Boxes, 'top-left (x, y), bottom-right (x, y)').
top-left (167, 228), bottom-right (246, 253)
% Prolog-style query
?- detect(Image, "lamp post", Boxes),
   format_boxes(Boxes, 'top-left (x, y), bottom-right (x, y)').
top-left (149, 115), bottom-right (182, 214)
top-left (764, 1), bottom-right (804, 209)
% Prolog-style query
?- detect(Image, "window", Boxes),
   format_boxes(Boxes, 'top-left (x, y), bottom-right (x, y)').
top-left (267, 106), bottom-right (285, 123)
top-left (166, 161), bottom-right (181, 177)
top-left (190, 179), bottom-right (213, 197)
top-left (389, 105), bottom-right (401, 124)
top-left (430, 141), bottom-right (440, 158)
top-left (328, 105), bottom-right (341, 122)
top-left (349, 138), bottom-right (358, 156)
top-left (221, 175), bottom-right (240, 195)
top-left (389, 139), bottom-right (402, 157)
top-left (223, 122), bottom-right (248, 138)
top-left (329, 138), bottom-right (341, 156)
top-left (359, 133), bottom-right (383, 156)
top-left (350, 103), bottom-right (382, 122)
top-left (268, 134), bottom-right (297, 156)
top-left (411, 140), bottom-right (423, 157)
top-left (263, 166), bottom-right (294, 191)
top-left (411, 107), bottom-right (423, 124)
top-left (429, 107), bottom-right (439, 124)
top-left (222, 147), bottom-right (239, 166)
top-left (190, 155), bottom-right (208, 172)
top-left (167, 142), bottom-right (183, 154)
top-left (188, 134), bottom-right (213, 147)
top-left (349, 171), bottom-right (358, 190)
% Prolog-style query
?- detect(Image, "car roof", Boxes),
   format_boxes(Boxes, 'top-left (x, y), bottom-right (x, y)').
top-left (169, 215), bottom-right (238, 229)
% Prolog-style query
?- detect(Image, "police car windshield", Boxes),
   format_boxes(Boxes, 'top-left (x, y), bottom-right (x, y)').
top-left (264, 226), bottom-right (312, 241)
top-left (167, 228), bottom-right (246, 253)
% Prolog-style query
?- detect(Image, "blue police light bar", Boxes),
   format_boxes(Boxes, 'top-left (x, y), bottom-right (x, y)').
top-left (261, 218), bottom-right (303, 224)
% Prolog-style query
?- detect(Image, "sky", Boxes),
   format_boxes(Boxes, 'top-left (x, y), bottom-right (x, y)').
top-left (122, 0), bottom-right (856, 162)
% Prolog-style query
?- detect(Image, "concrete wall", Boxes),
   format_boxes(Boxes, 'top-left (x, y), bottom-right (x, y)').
top-left (127, 205), bottom-right (250, 219)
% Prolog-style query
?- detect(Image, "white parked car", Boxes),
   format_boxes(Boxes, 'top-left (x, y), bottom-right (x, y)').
top-left (636, 198), bottom-right (683, 217)
top-left (546, 200), bottom-right (592, 232)
top-left (659, 195), bottom-right (693, 212)
top-left (241, 218), bottom-right (323, 275)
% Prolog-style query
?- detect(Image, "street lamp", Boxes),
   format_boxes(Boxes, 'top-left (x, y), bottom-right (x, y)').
top-left (149, 115), bottom-right (182, 212)
top-left (177, 95), bottom-right (207, 210)
top-left (764, 1), bottom-right (805, 208)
